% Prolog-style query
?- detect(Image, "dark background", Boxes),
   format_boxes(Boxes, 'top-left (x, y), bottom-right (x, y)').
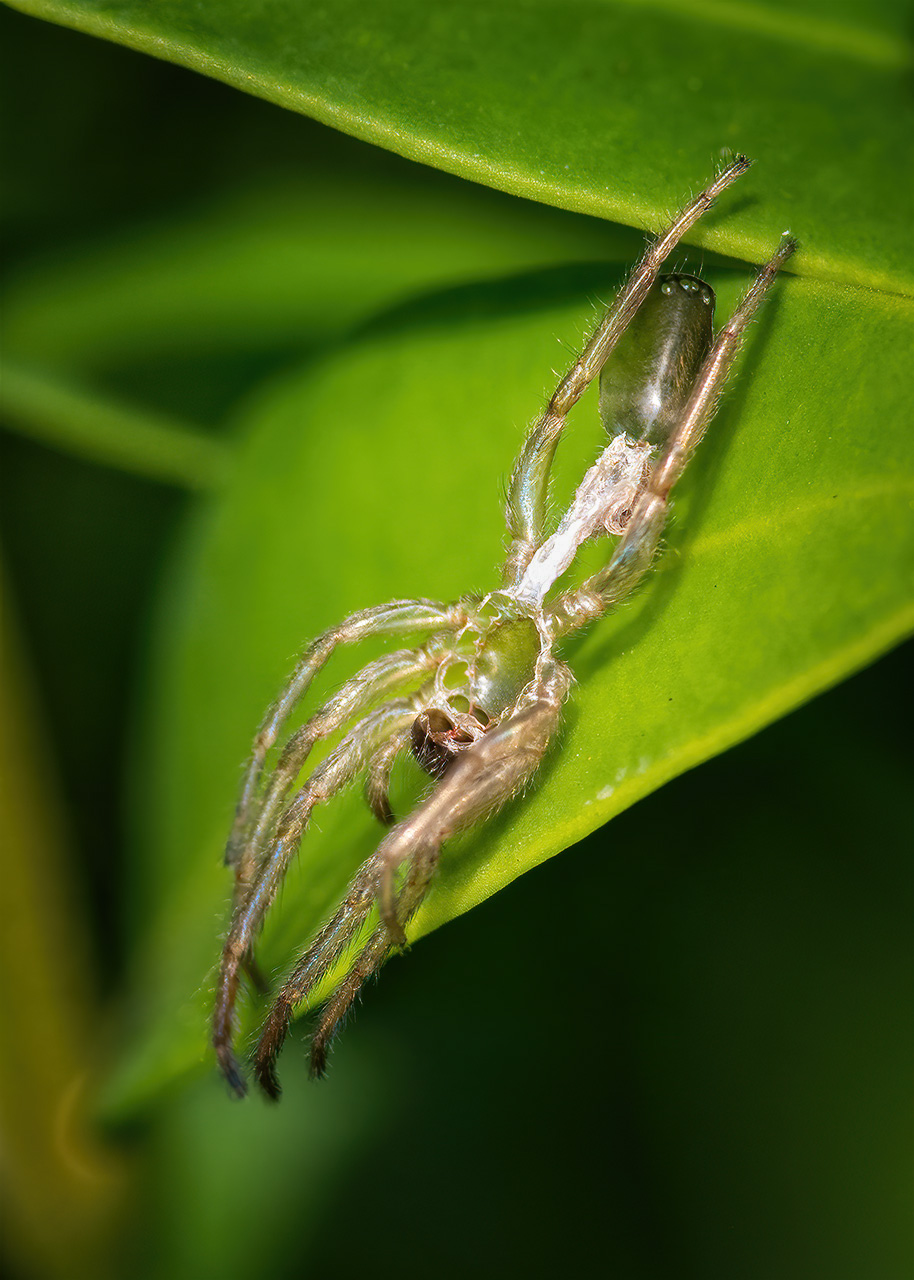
top-left (1, 7), bottom-right (911, 1278)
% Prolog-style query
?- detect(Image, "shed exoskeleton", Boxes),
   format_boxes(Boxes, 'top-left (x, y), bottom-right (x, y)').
top-left (213, 156), bottom-right (796, 1097)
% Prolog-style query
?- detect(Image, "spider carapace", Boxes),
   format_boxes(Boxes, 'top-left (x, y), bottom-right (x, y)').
top-left (213, 156), bottom-right (795, 1097)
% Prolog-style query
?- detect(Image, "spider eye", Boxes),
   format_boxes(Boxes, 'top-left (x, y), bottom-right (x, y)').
top-left (664, 273), bottom-right (714, 305)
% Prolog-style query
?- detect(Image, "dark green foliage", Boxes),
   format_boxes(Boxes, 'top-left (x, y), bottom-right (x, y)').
top-left (0, 2), bottom-right (910, 1277)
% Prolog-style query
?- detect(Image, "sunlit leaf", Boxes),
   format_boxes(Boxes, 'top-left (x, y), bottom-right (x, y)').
top-left (108, 256), bottom-right (914, 1110)
top-left (7, 0), bottom-right (913, 289)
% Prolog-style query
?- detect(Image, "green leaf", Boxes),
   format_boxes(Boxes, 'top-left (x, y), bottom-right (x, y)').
top-left (16, 0), bottom-right (906, 1107)
top-left (107, 254), bottom-right (914, 1112)
top-left (1, 173), bottom-right (636, 376)
top-left (7, 0), bottom-right (913, 291)
top-left (1, 166), bottom-right (638, 463)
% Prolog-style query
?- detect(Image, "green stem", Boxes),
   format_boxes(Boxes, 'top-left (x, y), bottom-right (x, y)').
top-left (0, 360), bottom-right (229, 489)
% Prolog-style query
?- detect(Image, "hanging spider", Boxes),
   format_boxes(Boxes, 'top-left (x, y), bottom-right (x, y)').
top-left (213, 155), bottom-right (796, 1098)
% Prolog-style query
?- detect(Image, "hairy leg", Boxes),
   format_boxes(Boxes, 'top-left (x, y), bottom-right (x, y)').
top-left (502, 155), bottom-right (752, 585)
top-left (225, 600), bottom-right (466, 874)
top-left (549, 236), bottom-right (797, 635)
top-left (251, 860), bottom-right (386, 1097)
top-left (304, 815), bottom-right (453, 1082)
top-left (253, 660), bottom-right (573, 1095)
top-left (214, 700), bottom-right (418, 1094)
top-left (305, 829), bottom-right (444, 1083)
top-left (364, 727), bottom-right (413, 826)
top-left (236, 645), bottom-right (444, 906)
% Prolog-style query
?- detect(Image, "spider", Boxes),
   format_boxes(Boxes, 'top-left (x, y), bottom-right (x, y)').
top-left (213, 155), bottom-right (795, 1098)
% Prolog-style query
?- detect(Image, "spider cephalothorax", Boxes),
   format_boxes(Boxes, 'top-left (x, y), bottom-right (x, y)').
top-left (213, 156), bottom-right (795, 1097)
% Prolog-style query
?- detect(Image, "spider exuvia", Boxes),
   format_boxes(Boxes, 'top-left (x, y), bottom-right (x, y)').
top-left (214, 155), bottom-right (796, 1098)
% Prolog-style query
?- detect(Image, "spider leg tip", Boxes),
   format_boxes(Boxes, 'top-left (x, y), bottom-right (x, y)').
top-left (219, 1056), bottom-right (249, 1100)
top-left (308, 1041), bottom-right (329, 1081)
top-left (256, 1070), bottom-right (283, 1102)
top-left (726, 152), bottom-right (752, 171)
top-left (251, 1040), bottom-right (283, 1099)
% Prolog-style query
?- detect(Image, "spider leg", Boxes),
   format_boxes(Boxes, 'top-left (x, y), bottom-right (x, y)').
top-left (364, 727), bottom-right (413, 826)
top-left (305, 818), bottom-right (447, 1082)
top-left (214, 699), bottom-right (419, 1095)
top-left (236, 645), bottom-right (444, 908)
top-left (306, 930), bottom-right (390, 1081)
top-left (251, 856), bottom-right (392, 1097)
top-left (225, 600), bottom-right (466, 875)
top-left (253, 659), bottom-right (573, 1095)
top-left (373, 680), bottom-right (570, 941)
top-left (304, 811), bottom-right (453, 1082)
top-left (502, 154), bottom-right (752, 586)
top-left (549, 236), bottom-right (797, 636)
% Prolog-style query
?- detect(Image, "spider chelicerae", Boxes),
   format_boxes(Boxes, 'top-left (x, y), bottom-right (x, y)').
top-left (213, 154), bottom-right (795, 1097)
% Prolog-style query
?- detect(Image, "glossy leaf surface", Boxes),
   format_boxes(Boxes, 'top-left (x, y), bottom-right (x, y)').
top-left (7, 0), bottom-right (913, 289)
top-left (110, 258), bottom-right (914, 1108)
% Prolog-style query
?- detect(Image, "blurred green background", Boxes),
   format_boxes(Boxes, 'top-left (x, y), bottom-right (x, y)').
top-left (0, 4), bottom-right (911, 1279)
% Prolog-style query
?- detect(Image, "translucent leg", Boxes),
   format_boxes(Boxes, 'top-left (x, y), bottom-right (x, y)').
top-left (364, 728), bottom-right (413, 826)
top-left (549, 236), bottom-right (797, 636)
top-left (502, 155), bottom-right (752, 585)
top-left (253, 661), bottom-right (572, 1094)
top-left (305, 834), bottom-right (443, 1082)
top-left (214, 700), bottom-right (417, 1095)
top-left (251, 858), bottom-right (388, 1097)
top-left (306, 930), bottom-right (390, 1081)
top-left (225, 600), bottom-right (466, 873)
top-left (237, 646), bottom-right (443, 906)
